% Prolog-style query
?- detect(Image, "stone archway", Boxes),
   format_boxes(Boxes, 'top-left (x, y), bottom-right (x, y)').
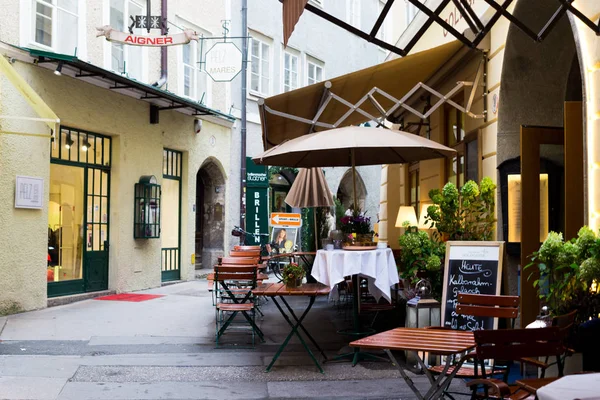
top-left (336, 169), bottom-right (367, 212)
top-left (497, 0), bottom-right (583, 298)
top-left (195, 159), bottom-right (226, 269)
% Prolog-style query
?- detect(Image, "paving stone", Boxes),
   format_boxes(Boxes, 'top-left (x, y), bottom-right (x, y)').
top-left (0, 376), bottom-right (67, 400)
top-left (56, 381), bottom-right (268, 400)
top-left (0, 355), bottom-right (80, 378)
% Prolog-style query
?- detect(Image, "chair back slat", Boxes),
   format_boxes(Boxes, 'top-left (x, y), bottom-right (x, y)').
top-left (553, 309), bottom-right (577, 330)
top-left (233, 245), bottom-right (261, 251)
top-left (474, 327), bottom-right (563, 361)
top-left (215, 272), bottom-right (256, 281)
top-left (458, 293), bottom-right (519, 307)
top-left (215, 265), bottom-right (257, 273)
top-left (230, 250), bottom-right (261, 258)
top-left (220, 257), bottom-right (258, 265)
top-left (456, 304), bottom-right (518, 319)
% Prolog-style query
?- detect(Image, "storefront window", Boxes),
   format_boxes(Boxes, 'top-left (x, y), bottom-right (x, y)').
top-left (47, 164), bottom-right (84, 282)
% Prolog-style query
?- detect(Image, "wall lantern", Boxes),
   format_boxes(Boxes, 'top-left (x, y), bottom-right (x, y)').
top-left (134, 175), bottom-right (161, 239)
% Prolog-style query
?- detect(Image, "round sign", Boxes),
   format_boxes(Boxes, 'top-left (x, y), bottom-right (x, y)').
top-left (205, 42), bottom-right (242, 82)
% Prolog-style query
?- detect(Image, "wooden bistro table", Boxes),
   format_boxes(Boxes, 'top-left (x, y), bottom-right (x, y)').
top-left (253, 282), bottom-right (331, 373)
top-left (350, 328), bottom-right (476, 400)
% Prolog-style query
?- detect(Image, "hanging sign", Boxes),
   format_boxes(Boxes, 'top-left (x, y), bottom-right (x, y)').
top-left (270, 212), bottom-right (302, 228)
top-left (245, 157), bottom-right (269, 244)
top-left (205, 42), bottom-right (243, 82)
top-left (96, 26), bottom-right (199, 46)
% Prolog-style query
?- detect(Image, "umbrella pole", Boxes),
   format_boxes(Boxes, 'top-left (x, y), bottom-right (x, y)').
top-left (352, 149), bottom-right (358, 211)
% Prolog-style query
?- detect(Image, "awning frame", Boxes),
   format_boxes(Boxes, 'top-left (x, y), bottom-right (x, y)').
top-left (258, 57), bottom-right (485, 146)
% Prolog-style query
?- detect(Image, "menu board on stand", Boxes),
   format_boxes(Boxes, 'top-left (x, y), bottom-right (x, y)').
top-left (441, 241), bottom-right (505, 331)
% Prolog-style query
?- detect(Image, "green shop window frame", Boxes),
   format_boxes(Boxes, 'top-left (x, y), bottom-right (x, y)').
top-left (134, 175), bottom-right (161, 239)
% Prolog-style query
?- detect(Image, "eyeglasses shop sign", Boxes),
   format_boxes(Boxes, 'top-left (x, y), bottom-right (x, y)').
top-left (205, 42), bottom-right (242, 82)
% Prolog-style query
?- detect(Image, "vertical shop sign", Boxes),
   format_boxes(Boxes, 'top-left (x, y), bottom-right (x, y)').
top-left (245, 157), bottom-right (268, 245)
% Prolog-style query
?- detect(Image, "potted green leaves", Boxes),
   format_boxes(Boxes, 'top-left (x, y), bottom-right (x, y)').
top-left (283, 262), bottom-right (305, 288)
top-left (398, 223), bottom-right (446, 300)
top-left (526, 227), bottom-right (600, 323)
top-left (425, 177), bottom-right (496, 241)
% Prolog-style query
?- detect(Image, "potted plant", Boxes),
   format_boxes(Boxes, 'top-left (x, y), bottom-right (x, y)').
top-left (425, 177), bottom-right (496, 241)
top-left (283, 262), bottom-right (305, 288)
top-left (526, 227), bottom-right (600, 324)
top-left (398, 222), bottom-right (446, 301)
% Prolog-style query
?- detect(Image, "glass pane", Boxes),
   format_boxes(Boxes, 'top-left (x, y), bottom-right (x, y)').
top-left (58, 0), bottom-right (78, 13)
top-left (163, 150), bottom-right (168, 175)
top-left (94, 169), bottom-right (101, 195)
top-left (161, 179), bottom-right (180, 248)
top-left (184, 66), bottom-right (192, 96)
top-left (93, 224), bottom-right (101, 251)
top-left (261, 60), bottom-right (269, 77)
top-left (291, 71), bottom-right (297, 89)
top-left (86, 224), bottom-right (92, 251)
top-left (284, 53), bottom-right (290, 69)
top-left (183, 43), bottom-right (191, 65)
top-left (101, 171), bottom-right (108, 196)
top-left (87, 195), bottom-right (93, 222)
top-left (251, 40), bottom-right (259, 58)
top-left (446, 109), bottom-right (458, 146)
top-left (80, 133), bottom-right (91, 163)
top-left (103, 138), bottom-right (111, 167)
top-left (57, 9), bottom-right (78, 55)
top-left (447, 157), bottom-right (457, 186)
top-left (35, 2), bottom-right (52, 47)
top-left (101, 197), bottom-right (108, 223)
top-left (316, 67), bottom-right (322, 81)
top-left (262, 43), bottom-right (269, 59)
top-left (111, 43), bottom-right (124, 73)
top-left (308, 64), bottom-right (314, 79)
top-left (51, 135), bottom-right (59, 159)
top-left (458, 155), bottom-right (465, 187)
top-left (128, 45), bottom-right (143, 80)
top-left (466, 139), bottom-right (479, 182)
top-left (93, 196), bottom-right (100, 223)
top-left (95, 137), bottom-right (103, 165)
top-left (251, 55), bottom-right (259, 74)
top-left (100, 224), bottom-right (108, 249)
top-left (60, 129), bottom-right (70, 161)
top-left (251, 73), bottom-right (259, 92)
top-left (48, 164), bottom-right (84, 282)
top-left (110, 0), bottom-right (123, 30)
top-left (291, 56), bottom-right (297, 70)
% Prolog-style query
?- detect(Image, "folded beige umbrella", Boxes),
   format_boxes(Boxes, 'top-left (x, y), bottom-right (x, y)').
top-left (285, 168), bottom-right (334, 251)
top-left (254, 126), bottom-right (456, 207)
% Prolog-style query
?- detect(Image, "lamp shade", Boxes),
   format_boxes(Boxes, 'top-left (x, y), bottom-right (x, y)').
top-left (418, 204), bottom-right (437, 229)
top-left (395, 206), bottom-right (418, 228)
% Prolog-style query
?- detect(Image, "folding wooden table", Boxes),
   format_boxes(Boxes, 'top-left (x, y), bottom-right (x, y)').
top-left (253, 283), bottom-right (331, 373)
top-left (350, 328), bottom-right (475, 400)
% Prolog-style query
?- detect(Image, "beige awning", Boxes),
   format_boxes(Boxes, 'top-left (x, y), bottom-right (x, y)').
top-left (260, 40), bottom-right (466, 149)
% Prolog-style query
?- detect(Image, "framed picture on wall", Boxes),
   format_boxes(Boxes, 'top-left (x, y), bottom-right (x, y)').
top-left (273, 191), bottom-right (287, 212)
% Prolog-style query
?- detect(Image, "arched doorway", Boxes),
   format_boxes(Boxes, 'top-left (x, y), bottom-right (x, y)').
top-left (336, 169), bottom-right (367, 212)
top-left (497, 0), bottom-right (583, 323)
top-left (195, 159), bottom-right (226, 269)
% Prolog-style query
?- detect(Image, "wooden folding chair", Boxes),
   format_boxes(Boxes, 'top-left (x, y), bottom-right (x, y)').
top-left (428, 293), bottom-right (519, 399)
top-left (214, 264), bottom-right (265, 348)
top-left (466, 327), bottom-right (564, 399)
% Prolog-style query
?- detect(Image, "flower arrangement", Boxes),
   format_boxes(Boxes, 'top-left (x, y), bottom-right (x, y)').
top-left (526, 226), bottom-right (600, 323)
top-left (425, 177), bottom-right (496, 241)
top-left (339, 208), bottom-right (374, 236)
top-left (398, 222), bottom-right (446, 300)
top-left (282, 262), bottom-right (305, 288)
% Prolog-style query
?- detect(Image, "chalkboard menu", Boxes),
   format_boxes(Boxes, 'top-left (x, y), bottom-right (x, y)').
top-left (441, 241), bottom-right (504, 331)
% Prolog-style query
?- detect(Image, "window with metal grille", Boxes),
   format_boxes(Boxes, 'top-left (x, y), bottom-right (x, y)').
top-left (134, 176), bottom-right (161, 239)
top-left (51, 127), bottom-right (111, 167)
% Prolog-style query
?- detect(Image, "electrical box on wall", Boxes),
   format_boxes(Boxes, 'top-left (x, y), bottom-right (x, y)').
top-left (134, 175), bottom-right (161, 239)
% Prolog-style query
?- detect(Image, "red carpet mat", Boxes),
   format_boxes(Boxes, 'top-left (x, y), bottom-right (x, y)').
top-left (95, 293), bottom-right (165, 302)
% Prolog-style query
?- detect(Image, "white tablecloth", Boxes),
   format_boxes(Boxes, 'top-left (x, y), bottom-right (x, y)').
top-left (310, 248), bottom-right (399, 303)
top-left (537, 373), bottom-right (600, 400)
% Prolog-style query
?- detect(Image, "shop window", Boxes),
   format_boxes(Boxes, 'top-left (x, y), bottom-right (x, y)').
top-left (409, 163), bottom-right (420, 218)
top-left (52, 127), bottom-right (111, 167)
top-left (110, 0), bottom-right (146, 80)
top-left (307, 57), bottom-right (324, 85)
top-left (283, 50), bottom-right (299, 92)
top-left (250, 33), bottom-right (271, 96)
top-left (134, 175), bottom-right (161, 239)
top-left (32, 0), bottom-right (79, 54)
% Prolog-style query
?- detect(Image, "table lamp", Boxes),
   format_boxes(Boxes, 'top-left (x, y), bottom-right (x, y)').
top-left (395, 206), bottom-right (418, 228)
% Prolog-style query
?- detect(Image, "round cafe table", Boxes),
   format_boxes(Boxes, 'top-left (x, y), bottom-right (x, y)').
top-left (536, 373), bottom-right (600, 400)
top-left (311, 247), bottom-right (399, 365)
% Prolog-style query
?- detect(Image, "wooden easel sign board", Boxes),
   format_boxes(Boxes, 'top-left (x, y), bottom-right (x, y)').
top-left (441, 241), bottom-right (505, 331)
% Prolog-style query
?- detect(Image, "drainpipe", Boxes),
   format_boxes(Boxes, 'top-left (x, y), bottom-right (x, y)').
top-left (240, 0), bottom-right (248, 233)
top-left (151, 0), bottom-right (168, 87)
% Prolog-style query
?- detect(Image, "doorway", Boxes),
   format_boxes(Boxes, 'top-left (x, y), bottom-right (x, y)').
top-left (48, 128), bottom-right (111, 297)
top-left (161, 149), bottom-right (182, 282)
top-left (195, 159), bottom-right (226, 269)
